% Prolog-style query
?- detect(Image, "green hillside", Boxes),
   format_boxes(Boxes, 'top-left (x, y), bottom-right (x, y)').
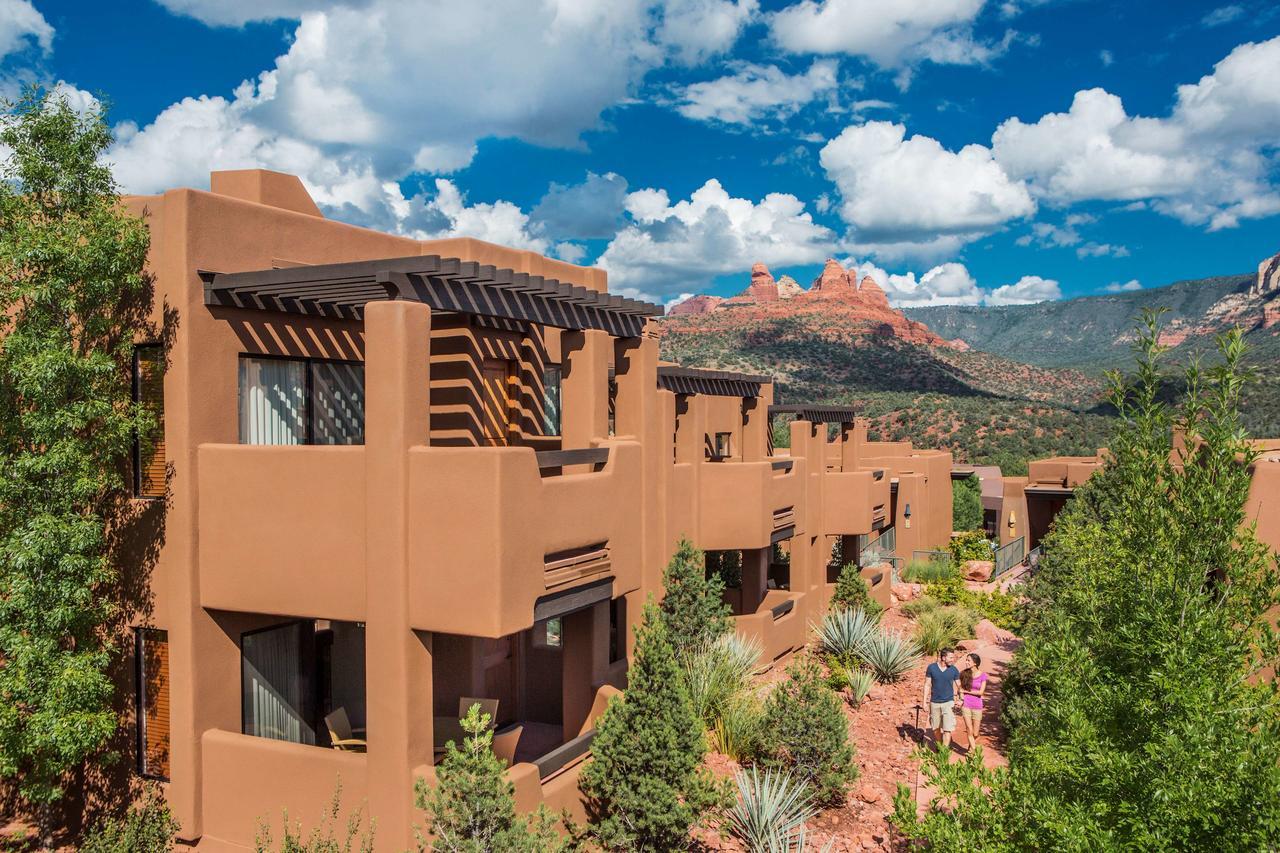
top-left (903, 273), bottom-right (1253, 369)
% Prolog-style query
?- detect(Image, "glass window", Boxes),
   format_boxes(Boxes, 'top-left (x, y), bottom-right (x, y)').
top-left (238, 357), bottom-right (364, 445)
top-left (242, 621), bottom-right (314, 745)
top-left (715, 431), bottom-right (732, 459)
top-left (542, 364), bottom-right (562, 436)
top-left (133, 346), bottom-right (165, 498)
top-left (135, 629), bottom-right (170, 778)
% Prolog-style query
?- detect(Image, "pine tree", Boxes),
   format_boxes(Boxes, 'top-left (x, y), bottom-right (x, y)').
top-left (659, 538), bottom-right (731, 659)
top-left (415, 704), bottom-right (567, 853)
top-left (830, 563), bottom-right (881, 619)
top-left (581, 601), bottom-right (731, 850)
top-left (759, 656), bottom-right (857, 805)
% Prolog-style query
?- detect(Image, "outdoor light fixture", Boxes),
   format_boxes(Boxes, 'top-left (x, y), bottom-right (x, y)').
top-left (903, 502), bottom-right (912, 529)
top-left (1008, 511), bottom-right (1017, 531)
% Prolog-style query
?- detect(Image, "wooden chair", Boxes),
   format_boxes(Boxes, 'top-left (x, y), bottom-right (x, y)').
top-left (491, 723), bottom-right (523, 767)
top-left (458, 696), bottom-right (499, 725)
top-left (324, 708), bottom-right (367, 753)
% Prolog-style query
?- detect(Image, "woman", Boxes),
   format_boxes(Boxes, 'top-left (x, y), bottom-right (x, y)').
top-left (958, 653), bottom-right (988, 749)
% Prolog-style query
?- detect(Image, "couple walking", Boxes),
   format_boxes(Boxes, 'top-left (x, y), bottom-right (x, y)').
top-left (923, 648), bottom-right (987, 752)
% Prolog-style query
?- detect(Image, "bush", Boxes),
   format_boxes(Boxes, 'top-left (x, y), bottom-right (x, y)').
top-left (685, 633), bottom-right (761, 730)
top-left (813, 607), bottom-right (878, 660)
top-left (925, 574), bottom-right (1019, 632)
top-left (759, 657), bottom-right (858, 805)
top-left (829, 563), bottom-right (882, 618)
top-left (82, 786), bottom-right (179, 853)
top-left (952, 476), bottom-right (983, 532)
top-left (256, 780), bottom-right (374, 853)
top-left (948, 531), bottom-right (994, 564)
top-left (713, 693), bottom-right (766, 763)
top-left (900, 594), bottom-right (941, 619)
top-left (856, 630), bottom-right (921, 684)
top-left (414, 705), bottom-right (564, 853)
top-left (661, 538), bottom-right (732, 658)
top-left (910, 606), bottom-right (979, 655)
top-left (727, 768), bottom-right (817, 853)
top-left (582, 601), bottom-right (731, 849)
top-left (900, 558), bottom-right (955, 584)
top-left (894, 318), bottom-right (1280, 849)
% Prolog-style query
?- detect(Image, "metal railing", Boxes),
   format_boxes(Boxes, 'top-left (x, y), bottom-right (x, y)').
top-left (1024, 545), bottom-right (1044, 571)
top-left (858, 528), bottom-right (901, 582)
top-left (993, 536), bottom-right (1025, 578)
top-left (911, 549), bottom-right (953, 568)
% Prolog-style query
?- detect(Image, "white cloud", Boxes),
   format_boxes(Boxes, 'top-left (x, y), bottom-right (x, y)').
top-left (108, 0), bottom-right (754, 227)
top-left (768, 0), bottom-right (1008, 76)
top-left (988, 274), bottom-right (1060, 304)
top-left (1099, 49), bottom-right (1113, 66)
top-left (531, 171), bottom-right (630, 240)
top-left (597, 178), bottom-right (835, 301)
top-left (819, 120), bottom-right (1035, 261)
top-left (0, 0), bottom-right (52, 60)
top-left (675, 59), bottom-right (838, 124)
top-left (1076, 241), bottom-right (1128, 258)
top-left (1201, 5), bottom-right (1244, 27)
top-left (152, 0), bottom-right (360, 26)
top-left (991, 36), bottom-right (1280, 231)
top-left (1105, 279), bottom-right (1142, 292)
top-left (403, 179), bottom-right (551, 253)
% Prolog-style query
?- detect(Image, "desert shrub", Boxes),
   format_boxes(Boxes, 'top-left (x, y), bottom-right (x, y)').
top-left (661, 538), bottom-right (732, 658)
top-left (414, 704), bottom-right (565, 853)
top-left (713, 694), bottom-right (766, 763)
top-left (900, 594), bottom-right (941, 619)
top-left (894, 318), bottom-right (1280, 849)
top-left (948, 531), bottom-right (994, 564)
top-left (842, 666), bottom-right (875, 707)
top-left (759, 657), bottom-right (858, 805)
top-left (925, 575), bottom-right (1019, 632)
top-left (829, 563), bottom-right (882, 618)
top-left (82, 786), bottom-right (179, 853)
top-left (727, 768), bottom-right (817, 853)
top-left (900, 558), bottom-right (956, 583)
top-left (685, 633), bottom-right (761, 730)
top-left (952, 476), bottom-right (983, 532)
top-left (257, 780), bottom-right (374, 853)
top-left (582, 601), bottom-right (731, 849)
top-left (856, 630), bottom-right (921, 684)
top-left (813, 607), bottom-right (877, 660)
top-left (911, 606), bottom-right (979, 655)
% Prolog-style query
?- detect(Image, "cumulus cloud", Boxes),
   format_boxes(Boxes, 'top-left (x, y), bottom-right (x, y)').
top-left (152, 0), bottom-right (365, 26)
top-left (0, 0), bottom-right (52, 60)
top-left (107, 0), bottom-right (754, 226)
top-left (988, 274), bottom-right (1060, 304)
top-left (1076, 241), bottom-right (1128, 258)
top-left (1105, 279), bottom-right (1142, 292)
top-left (596, 178), bottom-right (835, 301)
top-left (530, 172), bottom-right (630, 240)
top-left (819, 120), bottom-right (1035, 261)
top-left (767, 0), bottom-right (1010, 78)
top-left (992, 36), bottom-right (1280, 230)
top-left (675, 59), bottom-right (838, 124)
top-left (402, 179), bottom-right (551, 253)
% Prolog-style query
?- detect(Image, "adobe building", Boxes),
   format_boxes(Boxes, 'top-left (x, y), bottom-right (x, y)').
top-left (115, 170), bottom-right (954, 850)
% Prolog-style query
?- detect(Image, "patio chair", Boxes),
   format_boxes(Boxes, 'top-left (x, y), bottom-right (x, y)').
top-left (491, 723), bottom-right (523, 767)
top-left (458, 696), bottom-right (499, 725)
top-left (324, 707), bottom-right (367, 753)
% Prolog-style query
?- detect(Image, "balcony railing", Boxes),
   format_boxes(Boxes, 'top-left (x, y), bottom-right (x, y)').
top-left (993, 536), bottom-right (1025, 578)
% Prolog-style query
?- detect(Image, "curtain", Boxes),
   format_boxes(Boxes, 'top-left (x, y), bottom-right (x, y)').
top-left (542, 364), bottom-right (562, 436)
top-left (242, 622), bottom-right (313, 745)
top-left (239, 358), bottom-right (307, 445)
top-left (312, 361), bottom-right (365, 445)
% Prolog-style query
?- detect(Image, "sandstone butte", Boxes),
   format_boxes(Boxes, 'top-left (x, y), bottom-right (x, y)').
top-left (1156, 249), bottom-right (1280, 347)
top-left (663, 259), bottom-right (968, 350)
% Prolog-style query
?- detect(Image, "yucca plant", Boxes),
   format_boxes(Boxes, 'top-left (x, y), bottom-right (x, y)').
top-left (685, 633), bottom-right (762, 727)
top-left (813, 607), bottom-right (877, 660)
top-left (727, 768), bottom-right (816, 853)
top-left (857, 630), bottom-right (921, 683)
top-left (845, 667), bottom-right (875, 707)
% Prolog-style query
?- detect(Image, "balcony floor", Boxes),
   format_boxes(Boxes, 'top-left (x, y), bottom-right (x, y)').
top-left (513, 721), bottom-right (565, 765)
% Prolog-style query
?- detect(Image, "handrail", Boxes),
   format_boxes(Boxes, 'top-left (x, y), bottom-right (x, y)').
top-left (535, 447), bottom-right (609, 470)
top-left (534, 729), bottom-right (596, 779)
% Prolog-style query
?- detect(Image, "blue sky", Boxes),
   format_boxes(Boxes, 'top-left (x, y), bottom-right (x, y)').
top-left (3, 0), bottom-right (1279, 307)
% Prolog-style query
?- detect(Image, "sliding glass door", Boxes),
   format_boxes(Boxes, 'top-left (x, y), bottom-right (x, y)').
top-left (242, 621), bottom-right (314, 745)
top-left (238, 356), bottom-right (365, 445)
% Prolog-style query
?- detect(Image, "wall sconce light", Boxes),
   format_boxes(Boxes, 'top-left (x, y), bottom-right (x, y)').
top-left (903, 502), bottom-right (912, 529)
top-left (1007, 510), bottom-right (1017, 531)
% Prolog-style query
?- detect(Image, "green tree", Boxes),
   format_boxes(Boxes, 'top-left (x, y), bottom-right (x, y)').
top-left (414, 704), bottom-right (566, 853)
top-left (581, 601), bottom-right (731, 850)
top-left (758, 656), bottom-right (857, 805)
top-left (0, 88), bottom-right (155, 812)
top-left (829, 563), bottom-right (882, 619)
top-left (658, 538), bottom-right (731, 659)
top-left (894, 315), bottom-right (1280, 850)
top-left (951, 475), bottom-right (982, 532)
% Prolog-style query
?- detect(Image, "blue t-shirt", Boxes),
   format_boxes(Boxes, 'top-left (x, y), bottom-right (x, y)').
top-left (927, 663), bottom-right (960, 703)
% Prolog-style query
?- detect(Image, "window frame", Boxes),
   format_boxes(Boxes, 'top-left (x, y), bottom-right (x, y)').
top-left (542, 363), bottom-right (563, 437)
top-left (132, 344), bottom-right (165, 499)
top-left (135, 627), bottom-right (170, 780)
top-left (237, 353), bottom-right (366, 446)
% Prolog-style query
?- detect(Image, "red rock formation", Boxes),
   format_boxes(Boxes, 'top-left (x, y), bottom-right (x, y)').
top-left (725, 262), bottom-right (780, 305)
top-left (777, 275), bottom-right (804, 299)
top-left (810, 258), bottom-right (856, 294)
top-left (667, 294), bottom-right (724, 316)
top-left (857, 274), bottom-right (890, 309)
top-left (1254, 251), bottom-right (1280, 298)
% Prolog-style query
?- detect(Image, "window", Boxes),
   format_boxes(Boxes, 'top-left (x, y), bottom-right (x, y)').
top-left (481, 359), bottom-right (516, 446)
top-left (608, 597), bottom-right (626, 664)
top-left (607, 367), bottom-right (617, 436)
top-left (542, 364), bottom-right (562, 436)
top-left (238, 356), bottom-right (364, 445)
top-left (714, 431), bottom-right (732, 459)
top-left (133, 346), bottom-right (165, 498)
top-left (534, 616), bottom-right (562, 649)
top-left (135, 629), bottom-right (170, 779)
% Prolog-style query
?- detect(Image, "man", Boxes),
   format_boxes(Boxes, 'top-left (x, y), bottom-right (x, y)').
top-left (924, 648), bottom-right (961, 751)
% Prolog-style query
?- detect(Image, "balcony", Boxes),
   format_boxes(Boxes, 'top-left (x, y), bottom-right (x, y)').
top-left (822, 468), bottom-right (890, 536)
top-left (697, 457), bottom-right (804, 551)
top-left (407, 440), bottom-right (643, 638)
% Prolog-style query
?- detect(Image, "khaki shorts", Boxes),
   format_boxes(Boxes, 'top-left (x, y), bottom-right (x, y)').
top-left (930, 701), bottom-right (956, 732)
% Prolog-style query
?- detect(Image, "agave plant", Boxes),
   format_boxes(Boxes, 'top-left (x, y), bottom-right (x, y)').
top-left (727, 767), bottom-right (817, 853)
top-left (845, 666), bottom-right (875, 706)
top-left (685, 633), bottom-right (763, 726)
top-left (857, 629), bottom-right (922, 684)
top-left (813, 607), bottom-right (878, 660)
